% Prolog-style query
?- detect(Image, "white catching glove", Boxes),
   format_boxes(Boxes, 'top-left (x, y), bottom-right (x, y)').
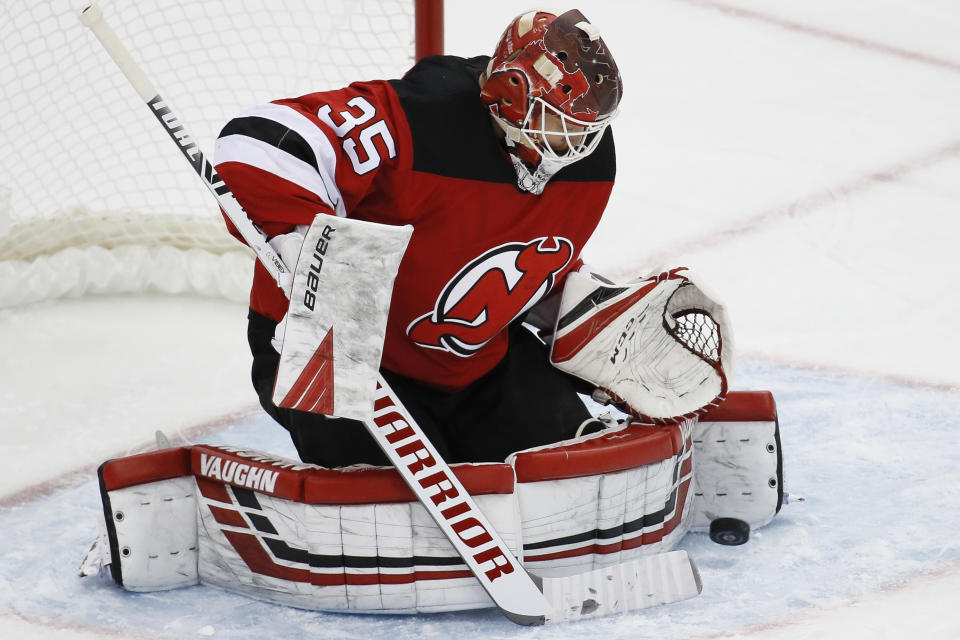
top-left (550, 267), bottom-right (734, 424)
top-left (268, 225), bottom-right (308, 353)
top-left (526, 263), bottom-right (612, 343)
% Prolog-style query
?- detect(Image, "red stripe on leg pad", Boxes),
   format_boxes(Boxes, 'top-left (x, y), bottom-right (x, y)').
top-left (207, 504), bottom-right (249, 528)
top-left (700, 390), bottom-right (776, 422)
top-left (189, 444), bottom-right (514, 504)
top-left (100, 447), bottom-right (191, 491)
top-left (513, 423), bottom-right (683, 483)
top-left (195, 476), bottom-right (233, 503)
top-left (303, 463), bottom-right (515, 504)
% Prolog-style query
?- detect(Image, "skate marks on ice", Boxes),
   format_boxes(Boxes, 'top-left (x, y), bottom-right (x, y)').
top-left (0, 406), bottom-right (262, 510)
top-left (1, 360), bottom-right (959, 640)
top-left (695, 557), bottom-right (960, 640)
top-left (678, 0), bottom-right (960, 74)
top-left (630, 137), bottom-right (960, 277)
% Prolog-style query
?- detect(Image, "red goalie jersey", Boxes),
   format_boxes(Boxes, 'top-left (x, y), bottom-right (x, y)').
top-left (214, 55), bottom-right (616, 391)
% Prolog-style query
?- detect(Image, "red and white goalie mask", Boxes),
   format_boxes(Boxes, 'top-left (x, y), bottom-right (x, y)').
top-left (481, 9), bottom-right (623, 194)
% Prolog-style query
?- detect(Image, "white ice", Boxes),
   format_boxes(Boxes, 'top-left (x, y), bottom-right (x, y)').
top-left (2, 0), bottom-right (959, 638)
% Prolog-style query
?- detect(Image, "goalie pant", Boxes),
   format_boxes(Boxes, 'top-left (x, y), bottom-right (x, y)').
top-left (83, 392), bottom-right (783, 614)
top-left (250, 314), bottom-right (598, 468)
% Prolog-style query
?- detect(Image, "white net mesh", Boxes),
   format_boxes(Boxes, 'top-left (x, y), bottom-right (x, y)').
top-left (0, 0), bottom-right (418, 306)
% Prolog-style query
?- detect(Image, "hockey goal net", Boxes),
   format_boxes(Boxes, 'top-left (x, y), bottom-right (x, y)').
top-left (0, 0), bottom-right (442, 307)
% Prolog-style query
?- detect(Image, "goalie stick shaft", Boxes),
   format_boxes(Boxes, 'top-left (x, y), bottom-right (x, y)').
top-left (369, 377), bottom-right (549, 623)
top-left (80, 4), bottom-right (701, 625)
top-left (78, 3), bottom-right (290, 288)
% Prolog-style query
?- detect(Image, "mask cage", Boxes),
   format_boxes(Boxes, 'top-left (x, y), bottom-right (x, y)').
top-left (518, 96), bottom-right (616, 168)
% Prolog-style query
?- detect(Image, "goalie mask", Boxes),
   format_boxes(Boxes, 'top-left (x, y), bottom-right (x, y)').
top-left (481, 9), bottom-right (623, 194)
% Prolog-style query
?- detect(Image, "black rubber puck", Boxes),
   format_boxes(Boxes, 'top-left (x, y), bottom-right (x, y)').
top-left (709, 517), bottom-right (750, 545)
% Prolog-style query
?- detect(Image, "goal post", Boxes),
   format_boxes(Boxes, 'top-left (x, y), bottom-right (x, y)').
top-left (0, 0), bottom-right (444, 307)
top-left (415, 0), bottom-right (444, 61)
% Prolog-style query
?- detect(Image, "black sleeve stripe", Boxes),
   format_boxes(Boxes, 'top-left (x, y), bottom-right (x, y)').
top-left (219, 116), bottom-right (319, 174)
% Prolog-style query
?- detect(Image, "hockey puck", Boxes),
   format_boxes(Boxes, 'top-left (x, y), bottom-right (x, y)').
top-left (709, 518), bottom-right (750, 545)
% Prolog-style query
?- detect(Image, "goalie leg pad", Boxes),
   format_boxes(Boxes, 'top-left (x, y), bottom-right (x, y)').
top-left (96, 458), bottom-right (200, 591)
top-left (690, 390), bottom-right (784, 532)
top-left (87, 422), bottom-right (711, 613)
top-left (510, 419), bottom-right (695, 578)
top-left (194, 476), bottom-right (522, 613)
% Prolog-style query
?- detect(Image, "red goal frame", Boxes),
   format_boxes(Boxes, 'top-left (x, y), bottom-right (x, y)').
top-left (415, 0), bottom-right (444, 60)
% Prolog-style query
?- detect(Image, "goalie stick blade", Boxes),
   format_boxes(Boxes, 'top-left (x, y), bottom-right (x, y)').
top-left (540, 550), bottom-right (702, 624)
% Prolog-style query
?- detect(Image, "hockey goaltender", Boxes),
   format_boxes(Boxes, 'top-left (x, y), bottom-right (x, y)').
top-left (81, 8), bottom-right (786, 624)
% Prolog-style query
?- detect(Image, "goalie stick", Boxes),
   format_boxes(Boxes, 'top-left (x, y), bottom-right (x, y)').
top-left (78, 5), bottom-right (289, 290)
top-left (79, 4), bottom-right (701, 624)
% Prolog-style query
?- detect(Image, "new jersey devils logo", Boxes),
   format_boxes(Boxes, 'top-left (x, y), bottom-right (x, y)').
top-left (407, 237), bottom-right (573, 357)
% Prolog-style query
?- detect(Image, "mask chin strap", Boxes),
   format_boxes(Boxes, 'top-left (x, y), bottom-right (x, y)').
top-left (505, 141), bottom-right (566, 195)
top-left (494, 115), bottom-right (558, 194)
top-left (498, 127), bottom-right (577, 195)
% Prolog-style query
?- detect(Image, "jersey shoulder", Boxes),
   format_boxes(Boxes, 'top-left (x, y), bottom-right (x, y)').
top-left (215, 79), bottom-right (410, 220)
top-left (389, 55), bottom-right (513, 183)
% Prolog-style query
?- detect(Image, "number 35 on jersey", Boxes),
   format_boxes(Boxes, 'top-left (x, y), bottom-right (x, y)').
top-left (317, 97), bottom-right (397, 175)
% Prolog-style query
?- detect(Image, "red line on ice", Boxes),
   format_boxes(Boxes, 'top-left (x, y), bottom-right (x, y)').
top-left (740, 350), bottom-right (960, 394)
top-left (0, 608), bottom-right (173, 639)
top-left (693, 557), bottom-right (960, 639)
top-left (627, 139), bottom-right (960, 275)
top-left (0, 405), bottom-right (261, 508)
top-left (680, 0), bottom-right (960, 74)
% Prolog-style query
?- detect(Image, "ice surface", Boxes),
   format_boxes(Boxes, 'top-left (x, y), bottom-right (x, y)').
top-left (2, 361), bottom-right (959, 639)
top-left (2, 0), bottom-right (959, 637)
